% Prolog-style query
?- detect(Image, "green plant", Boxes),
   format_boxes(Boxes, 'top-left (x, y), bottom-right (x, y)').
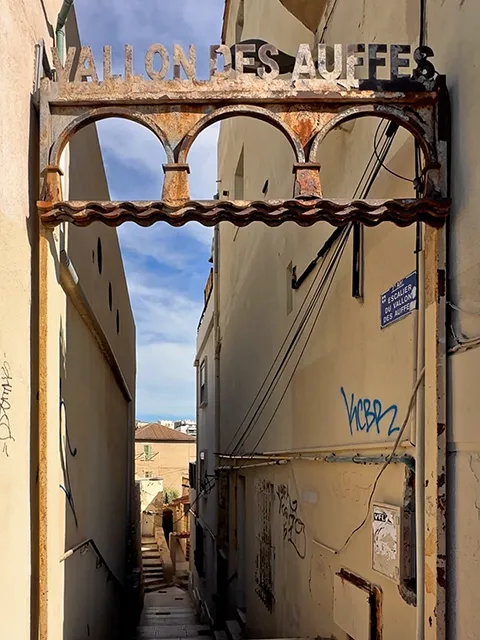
top-left (164, 487), bottom-right (179, 503)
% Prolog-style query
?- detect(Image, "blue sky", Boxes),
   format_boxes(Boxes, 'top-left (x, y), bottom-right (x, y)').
top-left (75, 0), bottom-right (225, 420)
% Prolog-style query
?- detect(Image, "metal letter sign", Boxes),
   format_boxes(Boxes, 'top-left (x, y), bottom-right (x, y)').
top-left (380, 271), bottom-right (417, 329)
top-left (36, 42), bottom-right (450, 229)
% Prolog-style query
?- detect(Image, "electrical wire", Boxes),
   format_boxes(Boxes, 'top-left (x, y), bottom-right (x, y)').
top-left (204, 101), bottom-right (420, 507)
top-left (226, 121), bottom-right (408, 464)
top-left (330, 367), bottom-right (425, 554)
top-left (449, 323), bottom-right (480, 355)
top-left (249, 227), bottom-right (352, 455)
top-left (372, 120), bottom-right (415, 184)
top-left (221, 226), bottom-right (348, 458)
top-left (228, 226), bottom-right (350, 457)
top-left (448, 301), bottom-right (480, 316)
top-left (318, 0), bottom-right (340, 43)
top-left (192, 230), bottom-right (350, 520)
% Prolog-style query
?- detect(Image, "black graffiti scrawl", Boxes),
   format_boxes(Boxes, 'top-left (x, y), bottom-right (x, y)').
top-left (276, 484), bottom-right (306, 559)
top-left (0, 358), bottom-right (14, 457)
top-left (255, 479), bottom-right (275, 613)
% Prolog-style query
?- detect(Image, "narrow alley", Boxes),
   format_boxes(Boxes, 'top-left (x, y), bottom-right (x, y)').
top-left (133, 538), bottom-right (212, 640)
top-left (4, 0), bottom-right (480, 639)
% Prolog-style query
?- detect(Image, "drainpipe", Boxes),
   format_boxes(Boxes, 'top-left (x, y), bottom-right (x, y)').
top-left (55, 0), bottom-right (74, 64)
top-left (55, 0), bottom-right (74, 250)
top-left (213, 224), bottom-right (221, 621)
top-left (415, 226), bottom-right (426, 640)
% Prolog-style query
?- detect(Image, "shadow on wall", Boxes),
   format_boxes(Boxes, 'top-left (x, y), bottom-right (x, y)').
top-left (60, 123), bottom-right (132, 640)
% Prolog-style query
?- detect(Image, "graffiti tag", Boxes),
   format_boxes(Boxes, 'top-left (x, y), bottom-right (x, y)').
top-left (276, 484), bottom-right (306, 559)
top-left (0, 359), bottom-right (14, 456)
top-left (340, 388), bottom-right (400, 437)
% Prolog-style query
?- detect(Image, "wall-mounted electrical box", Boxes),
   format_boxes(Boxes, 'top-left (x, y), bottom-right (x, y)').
top-left (372, 502), bottom-right (402, 583)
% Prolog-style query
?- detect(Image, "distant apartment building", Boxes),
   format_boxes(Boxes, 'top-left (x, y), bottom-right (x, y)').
top-left (174, 419), bottom-right (197, 437)
top-left (135, 423), bottom-right (196, 496)
top-left (159, 419), bottom-right (175, 429)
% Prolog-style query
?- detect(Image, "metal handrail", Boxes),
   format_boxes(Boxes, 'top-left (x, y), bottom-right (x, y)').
top-left (60, 538), bottom-right (124, 588)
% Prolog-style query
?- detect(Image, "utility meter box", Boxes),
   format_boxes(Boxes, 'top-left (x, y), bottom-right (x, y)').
top-left (372, 502), bottom-right (403, 583)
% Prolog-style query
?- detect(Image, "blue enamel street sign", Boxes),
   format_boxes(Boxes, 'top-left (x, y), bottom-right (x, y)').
top-left (380, 271), bottom-right (417, 329)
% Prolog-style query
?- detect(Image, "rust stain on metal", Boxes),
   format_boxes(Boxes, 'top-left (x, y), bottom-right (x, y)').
top-left (161, 163), bottom-right (190, 204)
top-left (293, 163), bottom-right (322, 197)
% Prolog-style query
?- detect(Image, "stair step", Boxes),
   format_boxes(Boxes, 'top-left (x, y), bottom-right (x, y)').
top-left (144, 608), bottom-right (195, 615)
top-left (135, 626), bottom-right (211, 638)
top-left (135, 637), bottom-right (213, 640)
top-left (144, 569), bottom-right (164, 575)
top-left (142, 618), bottom-right (199, 627)
top-left (225, 620), bottom-right (242, 640)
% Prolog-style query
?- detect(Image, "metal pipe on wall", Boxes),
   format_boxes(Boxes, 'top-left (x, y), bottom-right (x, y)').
top-left (415, 226), bottom-right (426, 640)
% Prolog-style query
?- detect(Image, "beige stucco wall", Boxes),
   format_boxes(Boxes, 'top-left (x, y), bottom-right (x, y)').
top-left (135, 440), bottom-right (196, 496)
top-left (0, 3), bottom-right (135, 639)
top-left (215, 0), bottom-right (470, 638)
top-left (0, 2), bottom-right (65, 638)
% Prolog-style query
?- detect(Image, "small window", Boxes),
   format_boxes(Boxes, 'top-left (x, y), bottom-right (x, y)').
top-left (144, 444), bottom-right (152, 460)
top-left (97, 237), bottom-right (103, 274)
top-left (199, 450), bottom-right (207, 493)
top-left (189, 462), bottom-right (197, 488)
top-left (286, 262), bottom-right (293, 315)
top-left (199, 358), bottom-right (207, 406)
top-left (108, 283), bottom-right (113, 311)
top-left (145, 470), bottom-right (152, 479)
top-left (116, 310), bottom-right (120, 334)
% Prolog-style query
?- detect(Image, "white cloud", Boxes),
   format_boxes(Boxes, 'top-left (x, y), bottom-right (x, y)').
top-left (130, 277), bottom-right (202, 419)
top-left (75, 0), bottom-right (223, 419)
top-left (97, 118), bottom-right (166, 179)
top-left (137, 341), bottom-right (196, 418)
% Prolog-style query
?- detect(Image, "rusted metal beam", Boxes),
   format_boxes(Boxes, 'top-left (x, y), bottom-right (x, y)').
top-left (37, 197), bottom-right (449, 228)
top-left (42, 77), bottom-right (442, 106)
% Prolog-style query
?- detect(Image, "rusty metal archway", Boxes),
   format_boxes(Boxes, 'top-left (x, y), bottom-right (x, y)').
top-left (37, 43), bottom-right (449, 229)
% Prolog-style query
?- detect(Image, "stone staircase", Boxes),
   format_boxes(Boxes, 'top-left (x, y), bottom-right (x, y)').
top-left (133, 587), bottom-right (214, 640)
top-left (141, 537), bottom-right (167, 593)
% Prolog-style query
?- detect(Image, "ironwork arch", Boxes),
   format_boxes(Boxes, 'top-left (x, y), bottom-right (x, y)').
top-left (49, 107), bottom-right (174, 166)
top-left (177, 105), bottom-right (305, 163)
top-left (37, 44), bottom-right (450, 228)
top-left (308, 105), bottom-right (439, 196)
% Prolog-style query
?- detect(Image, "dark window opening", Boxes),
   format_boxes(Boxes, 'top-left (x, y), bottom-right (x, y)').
top-left (199, 358), bottom-right (207, 405)
top-left (97, 237), bottom-right (103, 274)
top-left (195, 523), bottom-right (205, 577)
top-left (108, 282), bottom-right (113, 311)
top-left (189, 462), bottom-right (197, 488)
top-left (116, 309), bottom-right (120, 334)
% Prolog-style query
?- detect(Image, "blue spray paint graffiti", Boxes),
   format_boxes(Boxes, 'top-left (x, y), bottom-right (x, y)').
top-left (340, 388), bottom-right (400, 437)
